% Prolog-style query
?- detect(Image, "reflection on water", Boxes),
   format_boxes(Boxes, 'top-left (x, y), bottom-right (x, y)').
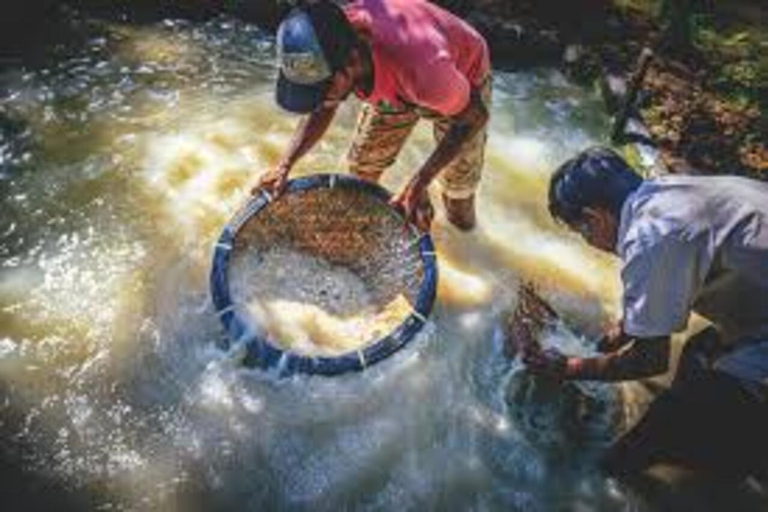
top-left (0, 12), bottom-right (660, 512)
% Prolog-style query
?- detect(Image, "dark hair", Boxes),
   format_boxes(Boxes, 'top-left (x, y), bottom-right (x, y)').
top-left (548, 146), bottom-right (642, 225)
top-left (304, 1), bottom-right (360, 72)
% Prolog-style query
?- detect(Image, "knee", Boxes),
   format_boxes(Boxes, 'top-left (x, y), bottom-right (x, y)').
top-left (682, 326), bottom-right (721, 358)
top-left (676, 326), bottom-right (722, 377)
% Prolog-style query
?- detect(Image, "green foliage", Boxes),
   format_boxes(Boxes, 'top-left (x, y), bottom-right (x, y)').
top-left (613, 0), bottom-right (660, 16)
top-left (690, 15), bottom-right (768, 107)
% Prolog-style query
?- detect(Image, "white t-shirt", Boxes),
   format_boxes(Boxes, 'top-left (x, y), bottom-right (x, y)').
top-left (617, 175), bottom-right (768, 386)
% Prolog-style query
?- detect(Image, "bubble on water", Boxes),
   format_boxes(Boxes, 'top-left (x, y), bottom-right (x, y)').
top-left (68, 395), bottom-right (94, 428)
top-left (0, 337), bottom-right (18, 358)
top-left (198, 367), bottom-right (235, 410)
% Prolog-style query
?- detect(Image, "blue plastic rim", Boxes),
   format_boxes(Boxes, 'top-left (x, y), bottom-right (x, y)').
top-left (210, 174), bottom-right (438, 376)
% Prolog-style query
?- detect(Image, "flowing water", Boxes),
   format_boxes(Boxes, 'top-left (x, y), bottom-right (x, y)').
top-left (0, 12), bottom-right (669, 512)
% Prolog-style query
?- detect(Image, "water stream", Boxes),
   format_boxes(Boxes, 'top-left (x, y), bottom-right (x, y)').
top-left (0, 12), bottom-right (662, 512)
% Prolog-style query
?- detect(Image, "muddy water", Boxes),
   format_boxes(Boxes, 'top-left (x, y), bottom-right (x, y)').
top-left (1, 13), bottom-right (655, 512)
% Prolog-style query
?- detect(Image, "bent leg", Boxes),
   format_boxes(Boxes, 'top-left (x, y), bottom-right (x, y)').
top-left (602, 383), bottom-right (686, 476)
top-left (673, 325), bottom-right (722, 388)
top-left (602, 371), bottom-right (765, 479)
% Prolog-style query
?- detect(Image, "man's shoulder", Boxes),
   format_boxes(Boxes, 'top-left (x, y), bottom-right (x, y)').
top-left (619, 192), bottom-right (697, 263)
top-left (622, 174), bottom-right (768, 247)
top-left (619, 177), bottom-right (710, 246)
top-left (621, 184), bottom-right (681, 233)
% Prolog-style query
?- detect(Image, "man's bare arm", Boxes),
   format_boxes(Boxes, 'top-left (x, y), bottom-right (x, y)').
top-left (255, 104), bottom-right (338, 195)
top-left (565, 335), bottom-right (670, 382)
top-left (398, 88), bottom-right (488, 199)
top-left (280, 104), bottom-right (337, 169)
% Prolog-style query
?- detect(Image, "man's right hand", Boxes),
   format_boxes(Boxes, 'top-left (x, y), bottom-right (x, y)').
top-left (390, 183), bottom-right (434, 233)
top-left (597, 321), bottom-right (632, 353)
top-left (522, 346), bottom-right (568, 381)
top-left (252, 164), bottom-right (290, 197)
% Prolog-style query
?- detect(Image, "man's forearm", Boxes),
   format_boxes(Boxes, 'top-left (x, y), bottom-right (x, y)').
top-left (565, 336), bottom-right (670, 382)
top-left (279, 105), bottom-right (337, 169)
top-left (406, 91), bottom-right (488, 193)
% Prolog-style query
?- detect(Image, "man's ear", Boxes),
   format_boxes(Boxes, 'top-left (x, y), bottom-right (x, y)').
top-left (581, 206), bottom-right (602, 224)
top-left (583, 205), bottom-right (620, 252)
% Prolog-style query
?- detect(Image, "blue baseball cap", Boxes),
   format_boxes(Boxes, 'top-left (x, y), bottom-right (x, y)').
top-left (276, 9), bottom-right (334, 114)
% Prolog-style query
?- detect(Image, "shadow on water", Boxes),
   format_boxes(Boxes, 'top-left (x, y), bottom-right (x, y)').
top-left (0, 379), bottom-right (91, 511)
top-left (0, 456), bottom-right (89, 512)
top-left (0, 1), bottom-right (282, 69)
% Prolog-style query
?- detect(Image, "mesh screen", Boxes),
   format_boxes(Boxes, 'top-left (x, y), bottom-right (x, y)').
top-left (228, 186), bottom-right (425, 354)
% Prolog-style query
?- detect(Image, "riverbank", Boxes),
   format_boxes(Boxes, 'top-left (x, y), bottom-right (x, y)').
top-left (435, 0), bottom-right (768, 178)
top-left (593, 1), bottom-right (766, 178)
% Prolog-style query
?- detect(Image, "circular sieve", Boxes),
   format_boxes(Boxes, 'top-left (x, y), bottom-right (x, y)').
top-left (210, 174), bottom-right (438, 376)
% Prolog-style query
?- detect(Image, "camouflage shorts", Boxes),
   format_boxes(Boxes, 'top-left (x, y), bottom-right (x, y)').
top-left (347, 77), bottom-right (492, 199)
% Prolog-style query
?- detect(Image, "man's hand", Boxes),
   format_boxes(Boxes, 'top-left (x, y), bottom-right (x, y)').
top-left (522, 346), bottom-right (568, 380)
top-left (252, 163), bottom-right (290, 197)
top-left (390, 185), bottom-right (434, 232)
top-left (597, 321), bottom-right (632, 353)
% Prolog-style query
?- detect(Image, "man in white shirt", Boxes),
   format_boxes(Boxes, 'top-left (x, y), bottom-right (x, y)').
top-left (527, 146), bottom-right (768, 479)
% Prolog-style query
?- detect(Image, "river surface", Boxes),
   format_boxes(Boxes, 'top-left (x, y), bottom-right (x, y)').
top-left (0, 11), bottom-right (686, 512)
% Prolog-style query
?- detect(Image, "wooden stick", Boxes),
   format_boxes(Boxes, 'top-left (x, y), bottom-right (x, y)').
top-left (611, 47), bottom-right (654, 144)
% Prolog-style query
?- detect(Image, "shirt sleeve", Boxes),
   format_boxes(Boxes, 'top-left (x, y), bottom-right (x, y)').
top-left (621, 233), bottom-right (713, 338)
top-left (405, 55), bottom-right (471, 117)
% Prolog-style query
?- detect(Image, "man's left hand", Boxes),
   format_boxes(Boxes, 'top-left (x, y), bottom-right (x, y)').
top-left (522, 346), bottom-right (568, 380)
top-left (391, 185), bottom-right (434, 232)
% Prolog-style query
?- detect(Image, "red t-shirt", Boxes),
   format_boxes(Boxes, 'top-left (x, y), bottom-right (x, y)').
top-left (345, 0), bottom-right (490, 116)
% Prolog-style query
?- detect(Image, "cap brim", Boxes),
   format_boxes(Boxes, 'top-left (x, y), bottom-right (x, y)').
top-left (276, 72), bottom-right (332, 114)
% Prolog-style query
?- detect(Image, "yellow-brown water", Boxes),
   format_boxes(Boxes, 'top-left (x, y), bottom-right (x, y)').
top-left (0, 13), bottom-right (670, 512)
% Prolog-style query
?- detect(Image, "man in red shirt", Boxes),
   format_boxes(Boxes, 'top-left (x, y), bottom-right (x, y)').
top-left (257, 0), bottom-right (491, 231)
